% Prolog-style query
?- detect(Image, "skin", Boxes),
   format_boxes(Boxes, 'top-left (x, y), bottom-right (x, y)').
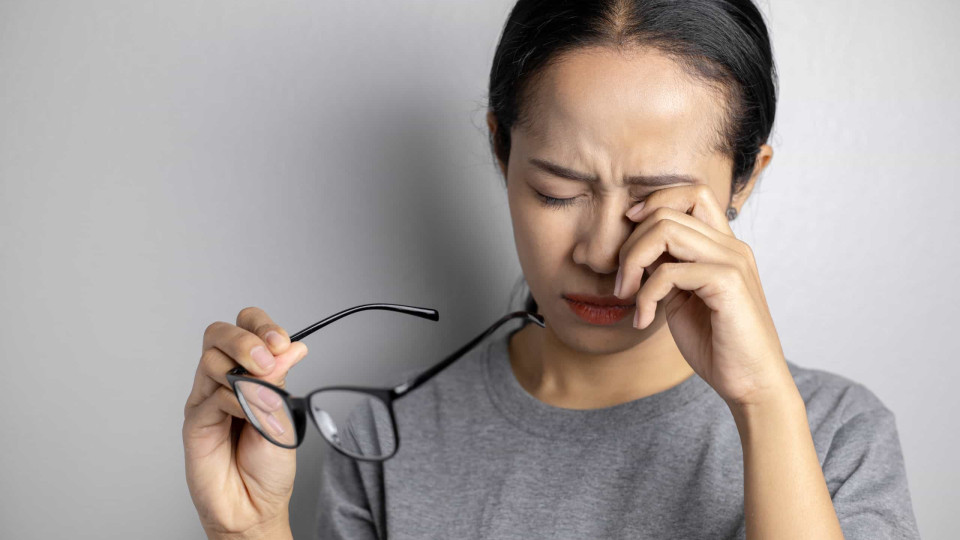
top-left (183, 307), bottom-right (305, 540)
top-left (487, 46), bottom-right (844, 539)
top-left (182, 43), bottom-right (843, 540)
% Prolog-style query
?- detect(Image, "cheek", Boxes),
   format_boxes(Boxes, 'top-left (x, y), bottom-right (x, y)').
top-left (507, 191), bottom-right (577, 289)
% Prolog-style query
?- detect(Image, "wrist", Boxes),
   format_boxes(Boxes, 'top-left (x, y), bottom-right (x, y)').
top-left (205, 512), bottom-right (292, 540)
top-left (207, 527), bottom-right (292, 540)
top-left (724, 361), bottom-right (800, 413)
top-left (728, 385), bottom-right (806, 437)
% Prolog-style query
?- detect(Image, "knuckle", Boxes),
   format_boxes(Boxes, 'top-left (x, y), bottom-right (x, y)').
top-left (650, 262), bottom-right (675, 281)
top-left (651, 206), bottom-right (672, 221)
top-left (254, 322), bottom-right (281, 338)
top-left (722, 264), bottom-right (742, 284)
top-left (236, 306), bottom-right (263, 327)
top-left (730, 240), bottom-right (754, 268)
top-left (199, 347), bottom-right (221, 370)
top-left (203, 320), bottom-right (226, 340)
top-left (654, 218), bottom-right (675, 235)
top-left (694, 183), bottom-right (714, 201)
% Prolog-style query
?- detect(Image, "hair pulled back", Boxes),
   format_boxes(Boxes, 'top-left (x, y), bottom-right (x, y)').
top-left (487, 0), bottom-right (778, 315)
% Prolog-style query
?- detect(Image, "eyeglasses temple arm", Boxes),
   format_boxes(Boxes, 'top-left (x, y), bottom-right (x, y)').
top-left (290, 303), bottom-right (439, 342)
top-left (227, 303), bottom-right (439, 377)
top-left (392, 310), bottom-right (545, 397)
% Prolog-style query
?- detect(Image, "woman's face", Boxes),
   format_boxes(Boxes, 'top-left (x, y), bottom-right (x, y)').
top-left (489, 46), bottom-right (764, 355)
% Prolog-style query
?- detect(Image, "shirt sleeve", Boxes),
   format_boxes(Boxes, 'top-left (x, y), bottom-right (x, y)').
top-left (821, 387), bottom-right (922, 539)
top-left (315, 437), bottom-right (383, 540)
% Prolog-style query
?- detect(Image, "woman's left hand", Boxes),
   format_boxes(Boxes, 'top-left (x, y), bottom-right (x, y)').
top-left (614, 183), bottom-right (795, 408)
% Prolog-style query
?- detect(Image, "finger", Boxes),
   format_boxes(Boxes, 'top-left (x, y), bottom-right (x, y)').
top-left (625, 206), bottom-right (741, 251)
top-left (235, 306), bottom-right (293, 356)
top-left (183, 385), bottom-right (246, 434)
top-left (616, 218), bottom-right (741, 300)
top-left (200, 320), bottom-right (275, 377)
top-left (634, 262), bottom-right (744, 329)
top-left (188, 341), bottom-right (307, 408)
top-left (625, 183), bottom-right (733, 236)
top-left (183, 385), bottom-right (291, 450)
top-left (243, 400), bottom-right (296, 441)
top-left (232, 379), bottom-right (289, 416)
top-left (618, 206), bottom-right (749, 293)
top-left (202, 316), bottom-right (294, 379)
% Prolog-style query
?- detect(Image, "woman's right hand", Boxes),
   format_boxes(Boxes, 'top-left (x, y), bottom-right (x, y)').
top-left (182, 306), bottom-right (309, 539)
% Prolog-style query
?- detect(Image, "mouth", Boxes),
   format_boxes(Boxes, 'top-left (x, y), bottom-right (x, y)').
top-left (562, 293), bottom-right (635, 325)
top-left (563, 293), bottom-right (635, 307)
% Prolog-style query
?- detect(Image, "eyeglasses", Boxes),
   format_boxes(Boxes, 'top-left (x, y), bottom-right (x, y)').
top-left (226, 303), bottom-right (545, 462)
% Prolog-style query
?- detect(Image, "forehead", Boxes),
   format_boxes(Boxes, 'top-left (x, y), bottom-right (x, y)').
top-left (516, 46), bottom-right (730, 172)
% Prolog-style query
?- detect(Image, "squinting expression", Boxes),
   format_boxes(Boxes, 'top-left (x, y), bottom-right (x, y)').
top-left (492, 46), bottom-right (743, 355)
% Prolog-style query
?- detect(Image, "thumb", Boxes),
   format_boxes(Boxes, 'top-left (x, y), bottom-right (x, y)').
top-left (263, 342), bottom-right (309, 390)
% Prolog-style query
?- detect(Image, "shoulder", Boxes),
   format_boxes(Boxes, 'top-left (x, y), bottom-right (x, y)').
top-left (783, 357), bottom-right (893, 427)
top-left (783, 358), bottom-right (911, 485)
top-left (783, 361), bottom-right (921, 537)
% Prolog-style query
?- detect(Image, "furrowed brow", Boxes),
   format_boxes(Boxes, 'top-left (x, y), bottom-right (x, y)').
top-left (528, 158), bottom-right (700, 186)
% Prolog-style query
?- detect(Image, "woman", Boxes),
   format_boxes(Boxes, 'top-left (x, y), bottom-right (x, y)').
top-left (183, 0), bottom-right (921, 538)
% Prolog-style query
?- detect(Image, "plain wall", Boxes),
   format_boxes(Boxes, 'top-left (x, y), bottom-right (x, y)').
top-left (1, 0), bottom-right (956, 538)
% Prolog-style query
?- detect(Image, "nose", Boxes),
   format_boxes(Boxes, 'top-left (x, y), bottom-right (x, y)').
top-left (571, 197), bottom-right (635, 276)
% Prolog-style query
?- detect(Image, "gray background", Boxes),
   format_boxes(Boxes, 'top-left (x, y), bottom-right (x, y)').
top-left (1, 0), bottom-right (956, 538)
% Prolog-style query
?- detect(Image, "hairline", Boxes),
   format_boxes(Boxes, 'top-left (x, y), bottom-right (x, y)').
top-left (513, 43), bottom-right (741, 162)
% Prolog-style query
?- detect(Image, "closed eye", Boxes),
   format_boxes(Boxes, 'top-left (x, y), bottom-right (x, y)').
top-left (535, 191), bottom-right (577, 209)
top-left (534, 189), bottom-right (648, 210)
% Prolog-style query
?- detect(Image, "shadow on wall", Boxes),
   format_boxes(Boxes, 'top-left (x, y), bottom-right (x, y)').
top-left (286, 93), bottom-right (508, 539)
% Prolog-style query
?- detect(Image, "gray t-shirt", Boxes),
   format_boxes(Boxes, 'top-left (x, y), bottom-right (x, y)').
top-left (315, 323), bottom-right (921, 539)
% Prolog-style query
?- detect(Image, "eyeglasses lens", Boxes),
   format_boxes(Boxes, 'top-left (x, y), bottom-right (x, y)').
top-left (235, 380), bottom-right (298, 447)
top-left (308, 390), bottom-right (396, 460)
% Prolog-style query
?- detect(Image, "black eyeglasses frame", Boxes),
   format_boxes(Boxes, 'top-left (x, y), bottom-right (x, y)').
top-left (225, 303), bottom-right (544, 462)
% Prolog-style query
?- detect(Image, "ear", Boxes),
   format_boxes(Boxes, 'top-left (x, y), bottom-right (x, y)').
top-left (486, 110), bottom-right (508, 179)
top-left (730, 143), bottom-right (773, 211)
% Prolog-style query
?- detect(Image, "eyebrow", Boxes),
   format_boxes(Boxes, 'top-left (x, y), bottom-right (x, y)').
top-left (528, 158), bottom-right (700, 186)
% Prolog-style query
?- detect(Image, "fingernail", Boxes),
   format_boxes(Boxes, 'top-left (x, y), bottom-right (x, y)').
top-left (251, 345), bottom-right (276, 371)
top-left (265, 330), bottom-right (284, 350)
top-left (265, 413), bottom-right (286, 435)
top-left (614, 268), bottom-right (623, 298)
top-left (626, 201), bottom-right (645, 219)
top-left (258, 385), bottom-right (283, 409)
top-left (633, 309), bottom-right (641, 329)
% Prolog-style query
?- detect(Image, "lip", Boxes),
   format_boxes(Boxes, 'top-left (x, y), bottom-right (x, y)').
top-left (563, 293), bottom-right (635, 307)
top-left (563, 293), bottom-right (635, 326)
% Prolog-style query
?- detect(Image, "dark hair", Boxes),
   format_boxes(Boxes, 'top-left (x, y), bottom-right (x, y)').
top-left (486, 0), bottom-right (778, 316)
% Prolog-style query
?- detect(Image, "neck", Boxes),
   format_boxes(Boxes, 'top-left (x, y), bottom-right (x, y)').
top-left (507, 319), bottom-right (695, 410)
